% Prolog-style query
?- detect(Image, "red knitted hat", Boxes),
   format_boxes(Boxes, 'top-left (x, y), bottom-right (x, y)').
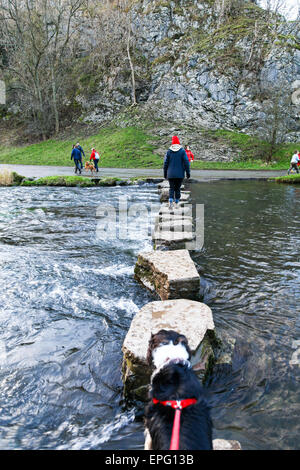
top-left (171, 135), bottom-right (180, 145)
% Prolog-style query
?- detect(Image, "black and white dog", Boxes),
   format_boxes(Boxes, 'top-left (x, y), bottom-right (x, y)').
top-left (144, 329), bottom-right (213, 450)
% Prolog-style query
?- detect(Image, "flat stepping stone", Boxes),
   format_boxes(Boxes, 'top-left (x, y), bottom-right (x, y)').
top-left (160, 189), bottom-right (191, 203)
top-left (134, 249), bottom-right (200, 300)
top-left (153, 229), bottom-right (196, 248)
top-left (157, 181), bottom-right (185, 192)
top-left (155, 213), bottom-right (193, 223)
top-left (159, 204), bottom-right (192, 217)
top-left (155, 219), bottom-right (193, 232)
top-left (213, 439), bottom-right (242, 450)
top-left (122, 299), bottom-right (215, 400)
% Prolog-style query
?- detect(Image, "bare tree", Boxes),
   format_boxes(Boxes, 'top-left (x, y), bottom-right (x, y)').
top-left (256, 79), bottom-right (293, 162)
top-left (0, 0), bottom-right (86, 138)
top-left (82, 0), bottom-right (138, 106)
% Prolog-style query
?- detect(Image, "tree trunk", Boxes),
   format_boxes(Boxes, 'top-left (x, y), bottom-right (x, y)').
top-left (126, 22), bottom-right (137, 107)
top-left (51, 63), bottom-right (60, 135)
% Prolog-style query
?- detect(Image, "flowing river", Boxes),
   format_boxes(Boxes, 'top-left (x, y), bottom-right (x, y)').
top-left (0, 180), bottom-right (299, 450)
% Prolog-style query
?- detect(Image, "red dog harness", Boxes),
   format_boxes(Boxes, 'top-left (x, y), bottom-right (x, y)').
top-left (152, 398), bottom-right (197, 450)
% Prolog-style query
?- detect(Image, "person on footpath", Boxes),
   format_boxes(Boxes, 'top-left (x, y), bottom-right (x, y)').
top-left (76, 142), bottom-right (85, 170)
top-left (185, 144), bottom-right (194, 163)
top-left (71, 144), bottom-right (82, 174)
top-left (90, 148), bottom-right (100, 172)
top-left (287, 150), bottom-right (300, 175)
top-left (163, 135), bottom-right (190, 210)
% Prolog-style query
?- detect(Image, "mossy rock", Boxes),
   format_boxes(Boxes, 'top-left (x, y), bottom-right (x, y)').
top-left (20, 176), bottom-right (96, 187)
top-left (98, 177), bottom-right (122, 186)
top-left (12, 172), bottom-right (25, 184)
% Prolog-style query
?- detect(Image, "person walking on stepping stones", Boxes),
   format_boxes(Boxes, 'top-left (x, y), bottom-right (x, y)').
top-left (163, 135), bottom-right (190, 210)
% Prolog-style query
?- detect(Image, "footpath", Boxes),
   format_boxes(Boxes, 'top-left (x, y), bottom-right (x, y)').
top-left (0, 164), bottom-right (286, 181)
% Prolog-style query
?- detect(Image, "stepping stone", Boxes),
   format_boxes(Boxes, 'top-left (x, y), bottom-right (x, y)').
top-left (159, 189), bottom-right (191, 203)
top-left (134, 249), bottom-right (200, 300)
top-left (155, 218), bottom-right (193, 232)
top-left (159, 204), bottom-right (192, 217)
top-left (153, 229), bottom-right (196, 249)
top-left (155, 213), bottom-right (193, 223)
top-left (157, 181), bottom-right (185, 192)
top-left (213, 439), bottom-right (242, 450)
top-left (122, 299), bottom-right (215, 400)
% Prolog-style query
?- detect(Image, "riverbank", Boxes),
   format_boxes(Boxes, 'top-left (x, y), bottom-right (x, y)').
top-left (0, 164), bottom-right (287, 182)
top-left (271, 174), bottom-right (300, 184)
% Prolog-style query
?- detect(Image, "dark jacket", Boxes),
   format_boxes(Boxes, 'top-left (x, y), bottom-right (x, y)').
top-left (71, 148), bottom-right (81, 161)
top-left (77, 145), bottom-right (85, 158)
top-left (164, 146), bottom-right (190, 179)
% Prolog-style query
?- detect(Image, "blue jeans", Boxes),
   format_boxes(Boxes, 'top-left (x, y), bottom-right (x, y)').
top-left (94, 159), bottom-right (99, 172)
top-left (74, 159), bottom-right (81, 173)
top-left (169, 178), bottom-right (183, 203)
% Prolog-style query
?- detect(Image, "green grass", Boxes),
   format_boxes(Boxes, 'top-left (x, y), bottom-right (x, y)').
top-left (270, 173), bottom-right (300, 184)
top-left (0, 124), bottom-right (298, 170)
top-left (191, 159), bottom-right (287, 170)
top-left (21, 175), bottom-right (96, 187)
top-left (0, 126), bottom-right (163, 168)
top-left (19, 175), bottom-right (152, 187)
top-left (0, 170), bottom-right (155, 187)
top-left (191, 129), bottom-right (299, 170)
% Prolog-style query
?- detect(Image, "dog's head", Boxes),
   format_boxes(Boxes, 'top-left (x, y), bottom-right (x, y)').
top-left (147, 329), bottom-right (191, 370)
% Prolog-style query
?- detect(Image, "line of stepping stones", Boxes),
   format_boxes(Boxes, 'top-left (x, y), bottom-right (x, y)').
top-left (121, 179), bottom-right (241, 450)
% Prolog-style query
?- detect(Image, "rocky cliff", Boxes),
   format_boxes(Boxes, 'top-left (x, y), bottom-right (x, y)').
top-left (80, 0), bottom-right (300, 144)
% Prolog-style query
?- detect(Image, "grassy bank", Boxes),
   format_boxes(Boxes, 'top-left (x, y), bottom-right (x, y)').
top-left (0, 171), bottom-right (156, 187)
top-left (0, 124), bottom-right (298, 170)
top-left (0, 126), bottom-right (162, 168)
top-left (20, 175), bottom-right (96, 187)
top-left (270, 174), bottom-right (300, 184)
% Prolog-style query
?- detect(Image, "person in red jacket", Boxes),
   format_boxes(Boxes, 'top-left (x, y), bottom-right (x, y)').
top-left (184, 145), bottom-right (194, 163)
top-left (90, 148), bottom-right (100, 172)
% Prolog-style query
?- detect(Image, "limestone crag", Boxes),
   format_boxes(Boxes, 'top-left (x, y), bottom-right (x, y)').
top-left (81, 0), bottom-right (300, 149)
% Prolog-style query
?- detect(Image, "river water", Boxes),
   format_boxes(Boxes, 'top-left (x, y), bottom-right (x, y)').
top-left (0, 181), bottom-right (299, 450)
